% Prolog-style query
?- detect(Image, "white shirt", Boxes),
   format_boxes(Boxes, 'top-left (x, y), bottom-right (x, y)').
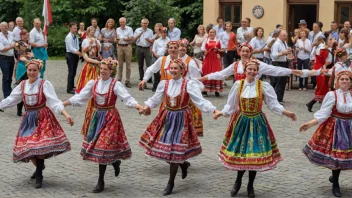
top-left (0, 31), bottom-right (15, 56)
top-left (213, 25), bottom-right (225, 37)
top-left (264, 36), bottom-right (274, 59)
top-left (167, 27), bottom-right (181, 41)
top-left (145, 78), bottom-right (216, 113)
top-left (116, 26), bottom-right (134, 45)
top-left (208, 60), bottom-right (293, 80)
top-left (295, 39), bottom-right (312, 60)
top-left (218, 31), bottom-right (232, 50)
top-left (65, 32), bottom-right (79, 53)
top-left (81, 37), bottom-right (101, 49)
top-left (314, 90), bottom-right (352, 124)
top-left (179, 54), bottom-right (202, 77)
top-left (152, 37), bottom-right (170, 56)
top-left (308, 31), bottom-right (324, 46)
top-left (0, 78), bottom-right (64, 114)
top-left (249, 37), bottom-right (266, 59)
top-left (221, 80), bottom-right (284, 116)
top-left (12, 26), bottom-right (22, 41)
top-left (134, 28), bottom-right (153, 47)
top-left (271, 39), bottom-right (288, 62)
top-left (29, 28), bottom-right (45, 45)
top-left (143, 55), bottom-right (201, 81)
top-left (69, 78), bottom-right (137, 108)
top-left (236, 27), bottom-right (253, 44)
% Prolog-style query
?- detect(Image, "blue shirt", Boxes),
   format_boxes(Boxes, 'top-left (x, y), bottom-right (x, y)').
top-left (330, 30), bottom-right (339, 40)
top-left (167, 27), bottom-right (181, 41)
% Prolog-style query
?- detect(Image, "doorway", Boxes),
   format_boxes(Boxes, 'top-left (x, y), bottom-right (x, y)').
top-left (288, 4), bottom-right (317, 37)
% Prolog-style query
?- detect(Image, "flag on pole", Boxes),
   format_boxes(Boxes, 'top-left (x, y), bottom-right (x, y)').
top-left (42, 0), bottom-right (52, 36)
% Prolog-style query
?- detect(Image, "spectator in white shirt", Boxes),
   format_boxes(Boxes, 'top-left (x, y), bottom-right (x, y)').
top-left (65, 22), bottom-right (81, 94)
top-left (167, 18), bottom-right (181, 41)
top-left (213, 17), bottom-right (225, 36)
top-left (116, 17), bottom-right (134, 88)
top-left (271, 30), bottom-right (292, 102)
top-left (8, 21), bottom-right (15, 32)
top-left (249, 27), bottom-right (266, 61)
top-left (133, 18), bottom-right (153, 85)
top-left (29, 18), bottom-right (48, 78)
top-left (0, 21), bottom-right (15, 98)
top-left (337, 28), bottom-right (349, 48)
top-left (309, 22), bottom-right (325, 47)
top-left (295, 29), bottom-right (312, 90)
top-left (190, 25), bottom-right (207, 61)
top-left (90, 18), bottom-right (100, 38)
top-left (236, 18), bottom-right (253, 44)
top-left (151, 27), bottom-right (169, 91)
top-left (13, 17), bottom-right (24, 41)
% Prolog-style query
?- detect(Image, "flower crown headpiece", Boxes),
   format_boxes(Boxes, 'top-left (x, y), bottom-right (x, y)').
top-left (25, 59), bottom-right (44, 70)
top-left (244, 58), bottom-right (260, 69)
top-left (335, 48), bottom-right (347, 58)
top-left (335, 70), bottom-right (352, 89)
top-left (167, 41), bottom-right (179, 47)
top-left (238, 43), bottom-right (253, 53)
top-left (178, 38), bottom-right (189, 46)
top-left (100, 57), bottom-right (119, 77)
top-left (170, 59), bottom-right (186, 69)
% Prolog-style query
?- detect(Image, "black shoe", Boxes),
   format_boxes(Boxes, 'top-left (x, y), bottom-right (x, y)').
top-left (112, 160), bottom-right (121, 177)
top-left (147, 79), bottom-right (153, 84)
top-left (163, 183), bottom-right (174, 196)
top-left (215, 92), bottom-right (221, 98)
top-left (247, 186), bottom-right (255, 198)
top-left (202, 92), bottom-right (208, 97)
top-left (93, 180), bottom-right (105, 193)
top-left (180, 161), bottom-right (191, 179)
top-left (35, 177), bottom-right (43, 188)
top-left (306, 102), bottom-right (313, 112)
top-left (31, 164), bottom-right (45, 180)
top-left (0, 109), bottom-right (4, 112)
top-left (332, 185), bottom-right (341, 197)
top-left (17, 112), bottom-right (23, 116)
top-left (152, 88), bottom-right (156, 92)
top-left (67, 90), bottom-right (75, 94)
top-left (230, 182), bottom-right (241, 197)
top-left (329, 176), bottom-right (333, 183)
top-left (125, 82), bottom-right (132, 88)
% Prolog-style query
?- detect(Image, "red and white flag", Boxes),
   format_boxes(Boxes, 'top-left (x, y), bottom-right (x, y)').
top-left (42, 0), bottom-right (52, 36)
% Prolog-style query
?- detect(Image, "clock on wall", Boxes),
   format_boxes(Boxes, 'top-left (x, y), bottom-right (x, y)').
top-left (252, 5), bottom-right (264, 19)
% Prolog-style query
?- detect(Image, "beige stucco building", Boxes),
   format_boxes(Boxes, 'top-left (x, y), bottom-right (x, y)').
top-left (203, 0), bottom-right (352, 38)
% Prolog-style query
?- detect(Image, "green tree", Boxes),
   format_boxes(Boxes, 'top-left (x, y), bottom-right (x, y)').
top-left (0, 0), bottom-right (22, 22)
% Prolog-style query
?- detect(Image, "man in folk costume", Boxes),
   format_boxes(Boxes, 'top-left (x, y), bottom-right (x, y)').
top-left (138, 41), bottom-right (200, 89)
top-left (178, 38), bottom-right (204, 136)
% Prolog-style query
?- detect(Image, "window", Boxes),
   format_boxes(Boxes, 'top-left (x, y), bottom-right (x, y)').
top-left (220, 3), bottom-right (242, 31)
top-left (336, 3), bottom-right (352, 28)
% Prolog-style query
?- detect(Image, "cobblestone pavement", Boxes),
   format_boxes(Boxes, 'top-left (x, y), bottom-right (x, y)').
top-left (0, 60), bottom-right (351, 198)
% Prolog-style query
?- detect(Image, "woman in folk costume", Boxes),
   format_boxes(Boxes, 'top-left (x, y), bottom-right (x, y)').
top-left (300, 70), bottom-right (352, 197)
top-left (213, 59), bottom-right (296, 198)
top-left (14, 28), bottom-right (32, 116)
top-left (0, 59), bottom-right (73, 189)
top-left (139, 59), bottom-right (216, 196)
top-left (76, 26), bottom-right (102, 94)
top-left (306, 36), bottom-right (331, 112)
top-left (201, 28), bottom-right (224, 97)
top-left (63, 58), bottom-right (143, 193)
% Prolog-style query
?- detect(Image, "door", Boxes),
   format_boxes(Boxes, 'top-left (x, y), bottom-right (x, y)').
top-left (288, 4), bottom-right (317, 36)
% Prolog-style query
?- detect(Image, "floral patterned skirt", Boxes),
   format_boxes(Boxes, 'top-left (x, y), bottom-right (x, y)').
top-left (13, 106), bottom-right (71, 163)
top-left (81, 108), bottom-right (131, 164)
top-left (218, 110), bottom-right (282, 171)
top-left (139, 107), bottom-right (202, 163)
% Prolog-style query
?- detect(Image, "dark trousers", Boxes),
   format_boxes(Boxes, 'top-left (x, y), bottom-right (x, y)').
top-left (152, 56), bottom-right (160, 90)
top-left (270, 61), bottom-right (288, 102)
top-left (0, 55), bottom-right (14, 98)
top-left (297, 58), bottom-right (309, 88)
top-left (136, 46), bottom-right (152, 81)
top-left (223, 50), bottom-right (236, 68)
top-left (66, 52), bottom-right (79, 92)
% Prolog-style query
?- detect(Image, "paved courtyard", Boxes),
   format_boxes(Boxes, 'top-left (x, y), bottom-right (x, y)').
top-left (0, 60), bottom-right (351, 198)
